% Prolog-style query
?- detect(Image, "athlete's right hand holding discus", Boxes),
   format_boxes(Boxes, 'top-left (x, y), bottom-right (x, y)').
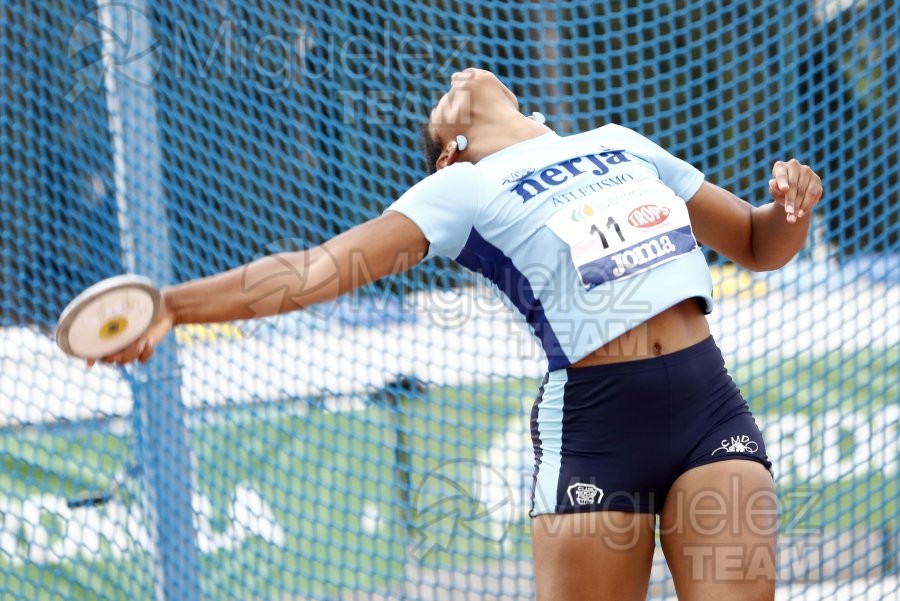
top-left (86, 296), bottom-right (174, 367)
top-left (87, 68), bottom-right (824, 601)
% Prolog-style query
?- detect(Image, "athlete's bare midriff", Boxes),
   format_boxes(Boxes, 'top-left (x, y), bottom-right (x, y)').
top-left (571, 298), bottom-right (711, 367)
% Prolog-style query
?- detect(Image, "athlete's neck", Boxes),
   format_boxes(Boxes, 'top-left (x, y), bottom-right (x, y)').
top-left (464, 110), bottom-right (553, 164)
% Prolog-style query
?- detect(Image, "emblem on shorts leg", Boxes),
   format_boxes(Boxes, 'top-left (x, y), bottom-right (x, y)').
top-left (712, 434), bottom-right (759, 455)
top-left (566, 483), bottom-right (604, 506)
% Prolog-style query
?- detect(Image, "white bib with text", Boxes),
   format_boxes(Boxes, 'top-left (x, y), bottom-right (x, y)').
top-left (545, 179), bottom-right (699, 288)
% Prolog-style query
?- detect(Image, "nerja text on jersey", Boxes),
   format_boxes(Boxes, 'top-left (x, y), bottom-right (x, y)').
top-left (505, 149), bottom-right (637, 205)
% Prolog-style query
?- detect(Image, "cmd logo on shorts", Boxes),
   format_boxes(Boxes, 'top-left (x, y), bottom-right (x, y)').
top-left (567, 483), bottom-right (604, 506)
top-left (711, 434), bottom-right (759, 455)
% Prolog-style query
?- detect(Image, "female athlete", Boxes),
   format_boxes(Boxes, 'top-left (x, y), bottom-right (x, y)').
top-left (96, 68), bottom-right (823, 600)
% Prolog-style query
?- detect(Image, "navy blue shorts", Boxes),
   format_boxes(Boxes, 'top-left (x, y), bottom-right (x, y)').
top-left (530, 336), bottom-right (772, 516)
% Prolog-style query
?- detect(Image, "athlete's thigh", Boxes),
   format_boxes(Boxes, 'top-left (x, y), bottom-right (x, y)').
top-left (659, 459), bottom-right (777, 601)
top-left (532, 510), bottom-right (656, 601)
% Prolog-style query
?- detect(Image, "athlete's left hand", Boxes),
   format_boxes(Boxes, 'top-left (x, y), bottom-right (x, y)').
top-left (768, 159), bottom-right (823, 224)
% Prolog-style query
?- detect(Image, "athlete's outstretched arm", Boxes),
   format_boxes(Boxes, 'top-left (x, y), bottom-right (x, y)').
top-left (91, 211), bottom-right (429, 366)
top-left (687, 159), bottom-right (823, 271)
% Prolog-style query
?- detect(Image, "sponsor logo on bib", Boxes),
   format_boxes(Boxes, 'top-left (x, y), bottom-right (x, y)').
top-left (627, 204), bottom-right (670, 228)
top-left (610, 232), bottom-right (679, 277)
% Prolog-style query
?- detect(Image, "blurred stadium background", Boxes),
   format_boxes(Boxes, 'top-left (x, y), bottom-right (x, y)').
top-left (1, 0), bottom-right (897, 599)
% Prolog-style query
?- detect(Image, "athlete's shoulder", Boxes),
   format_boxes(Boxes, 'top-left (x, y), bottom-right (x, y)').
top-left (424, 160), bottom-right (477, 179)
top-left (411, 161), bottom-right (483, 191)
top-left (396, 161), bottom-right (488, 210)
top-left (576, 122), bottom-right (646, 144)
top-left (431, 160), bottom-right (485, 181)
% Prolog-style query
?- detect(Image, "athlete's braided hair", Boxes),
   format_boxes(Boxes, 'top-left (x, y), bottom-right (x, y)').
top-left (420, 121), bottom-right (442, 175)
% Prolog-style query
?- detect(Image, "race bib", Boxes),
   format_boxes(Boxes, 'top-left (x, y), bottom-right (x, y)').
top-left (545, 179), bottom-right (698, 288)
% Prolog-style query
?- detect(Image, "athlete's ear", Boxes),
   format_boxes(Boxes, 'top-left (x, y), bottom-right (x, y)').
top-left (435, 135), bottom-right (468, 171)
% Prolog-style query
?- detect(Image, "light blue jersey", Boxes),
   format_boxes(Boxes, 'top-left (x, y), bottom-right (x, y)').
top-left (386, 124), bottom-right (713, 370)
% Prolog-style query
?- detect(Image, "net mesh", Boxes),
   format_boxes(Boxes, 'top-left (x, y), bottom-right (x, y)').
top-left (1, 1), bottom-right (898, 599)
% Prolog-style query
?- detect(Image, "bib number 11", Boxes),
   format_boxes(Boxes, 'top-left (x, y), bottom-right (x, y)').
top-left (544, 179), bottom-right (699, 288)
top-left (589, 217), bottom-right (625, 249)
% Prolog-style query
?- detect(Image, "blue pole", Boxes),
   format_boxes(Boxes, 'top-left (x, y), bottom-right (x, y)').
top-left (99, 2), bottom-right (201, 599)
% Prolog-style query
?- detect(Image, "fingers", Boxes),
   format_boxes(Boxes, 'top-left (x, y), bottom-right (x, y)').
top-left (796, 171), bottom-right (824, 219)
top-left (787, 162), bottom-right (799, 219)
top-left (772, 165), bottom-right (791, 197)
top-left (771, 160), bottom-right (797, 221)
top-left (92, 335), bottom-right (156, 367)
top-left (138, 338), bottom-right (156, 363)
top-left (85, 296), bottom-right (173, 369)
top-left (771, 159), bottom-right (823, 224)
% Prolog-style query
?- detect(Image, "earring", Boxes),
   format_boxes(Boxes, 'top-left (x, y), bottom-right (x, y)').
top-left (530, 111), bottom-right (546, 124)
top-left (455, 134), bottom-right (468, 152)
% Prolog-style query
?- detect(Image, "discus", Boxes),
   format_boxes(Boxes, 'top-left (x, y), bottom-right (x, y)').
top-left (56, 274), bottom-right (161, 360)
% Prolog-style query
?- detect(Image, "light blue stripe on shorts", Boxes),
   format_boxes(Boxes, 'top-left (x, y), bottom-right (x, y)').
top-left (531, 370), bottom-right (567, 516)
